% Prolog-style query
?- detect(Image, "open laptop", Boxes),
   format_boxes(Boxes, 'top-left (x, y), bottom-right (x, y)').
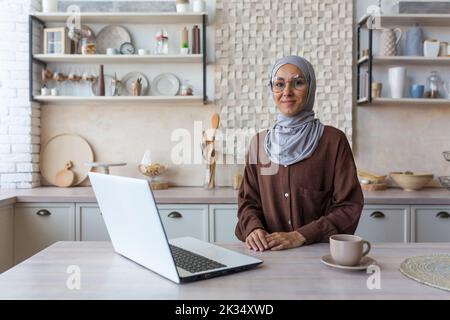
top-left (88, 172), bottom-right (263, 284)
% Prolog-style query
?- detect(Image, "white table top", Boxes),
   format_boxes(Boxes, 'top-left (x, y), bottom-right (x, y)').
top-left (0, 242), bottom-right (449, 300)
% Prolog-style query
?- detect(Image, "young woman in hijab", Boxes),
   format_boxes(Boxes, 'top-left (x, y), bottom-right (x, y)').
top-left (235, 55), bottom-right (364, 251)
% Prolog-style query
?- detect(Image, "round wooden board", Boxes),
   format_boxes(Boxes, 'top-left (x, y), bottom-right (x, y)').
top-left (41, 134), bottom-right (94, 186)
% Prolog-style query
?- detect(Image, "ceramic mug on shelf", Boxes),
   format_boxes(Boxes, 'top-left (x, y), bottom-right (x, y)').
top-left (138, 49), bottom-right (149, 55)
top-left (409, 84), bottom-right (425, 99)
top-left (106, 48), bottom-right (118, 55)
top-left (389, 66), bottom-right (406, 99)
top-left (424, 39), bottom-right (440, 57)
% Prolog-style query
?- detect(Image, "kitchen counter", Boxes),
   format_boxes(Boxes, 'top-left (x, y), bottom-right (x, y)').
top-left (0, 241), bottom-right (448, 299)
top-left (1, 186), bottom-right (450, 206)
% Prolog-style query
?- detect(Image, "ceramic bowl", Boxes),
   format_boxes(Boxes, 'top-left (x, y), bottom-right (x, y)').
top-left (390, 172), bottom-right (434, 191)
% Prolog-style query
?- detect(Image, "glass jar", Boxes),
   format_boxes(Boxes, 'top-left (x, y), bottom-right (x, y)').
top-left (180, 80), bottom-right (193, 96)
top-left (155, 30), bottom-right (169, 55)
top-left (426, 71), bottom-right (442, 99)
top-left (81, 37), bottom-right (96, 55)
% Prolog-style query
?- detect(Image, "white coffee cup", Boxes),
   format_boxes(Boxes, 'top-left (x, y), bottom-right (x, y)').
top-left (329, 234), bottom-right (371, 266)
top-left (138, 49), bottom-right (148, 55)
top-left (41, 86), bottom-right (50, 96)
top-left (51, 88), bottom-right (58, 96)
top-left (389, 66), bottom-right (406, 99)
top-left (106, 48), bottom-right (117, 55)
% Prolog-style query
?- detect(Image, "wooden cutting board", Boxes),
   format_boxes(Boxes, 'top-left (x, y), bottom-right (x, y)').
top-left (40, 133), bottom-right (94, 187)
top-left (55, 161), bottom-right (75, 188)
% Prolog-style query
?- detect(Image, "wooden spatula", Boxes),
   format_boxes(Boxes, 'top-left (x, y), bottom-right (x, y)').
top-left (210, 113), bottom-right (220, 141)
top-left (55, 161), bottom-right (75, 187)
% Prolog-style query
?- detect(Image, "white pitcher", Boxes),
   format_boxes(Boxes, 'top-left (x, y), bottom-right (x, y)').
top-left (380, 28), bottom-right (403, 56)
top-left (389, 67), bottom-right (406, 99)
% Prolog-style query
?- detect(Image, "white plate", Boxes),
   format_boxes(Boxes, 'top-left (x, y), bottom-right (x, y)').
top-left (320, 254), bottom-right (377, 271)
top-left (151, 73), bottom-right (180, 96)
top-left (121, 72), bottom-right (149, 96)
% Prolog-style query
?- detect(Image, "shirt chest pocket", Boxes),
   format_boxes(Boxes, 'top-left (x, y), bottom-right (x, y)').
top-left (297, 187), bottom-right (332, 220)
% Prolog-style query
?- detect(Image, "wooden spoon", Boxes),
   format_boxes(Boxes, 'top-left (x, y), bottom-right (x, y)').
top-left (211, 113), bottom-right (220, 140)
top-left (55, 161), bottom-right (75, 188)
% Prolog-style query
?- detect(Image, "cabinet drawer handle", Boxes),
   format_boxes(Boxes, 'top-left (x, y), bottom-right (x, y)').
top-left (436, 211), bottom-right (450, 219)
top-left (370, 211), bottom-right (385, 219)
top-left (168, 211), bottom-right (183, 219)
top-left (36, 209), bottom-right (51, 217)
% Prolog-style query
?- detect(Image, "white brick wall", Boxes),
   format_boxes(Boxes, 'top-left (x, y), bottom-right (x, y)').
top-left (0, 0), bottom-right (41, 189)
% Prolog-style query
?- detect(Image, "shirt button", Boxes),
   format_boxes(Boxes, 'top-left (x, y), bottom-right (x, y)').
top-left (284, 192), bottom-right (289, 198)
top-left (288, 219), bottom-right (291, 225)
top-left (284, 165), bottom-right (288, 168)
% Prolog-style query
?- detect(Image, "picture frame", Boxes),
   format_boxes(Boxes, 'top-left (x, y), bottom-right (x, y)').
top-left (43, 27), bottom-right (70, 54)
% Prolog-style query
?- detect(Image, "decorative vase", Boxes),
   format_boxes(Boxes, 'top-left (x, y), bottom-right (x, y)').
top-left (405, 25), bottom-right (424, 56)
top-left (379, 28), bottom-right (403, 56)
top-left (98, 64), bottom-right (105, 96)
top-left (388, 67), bottom-right (406, 99)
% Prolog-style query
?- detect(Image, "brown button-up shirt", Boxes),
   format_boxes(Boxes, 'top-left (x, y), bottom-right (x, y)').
top-left (235, 125), bottom-right (364, 245)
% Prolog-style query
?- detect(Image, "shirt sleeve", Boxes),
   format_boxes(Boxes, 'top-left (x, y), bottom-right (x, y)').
top-left (296, 134), bottom-right (364, 245)
top-left (235, 137), bottom-right (266, 242)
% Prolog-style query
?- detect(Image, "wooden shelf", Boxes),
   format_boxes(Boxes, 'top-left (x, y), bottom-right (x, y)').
top-left (34, 95), bottom-right (205, 104)
top-left (33, 54), bottom-right (203, 64)
top-left (359, 14), bottom-right (450, 28)
top-left (31, 12), bottom-right (207, 24)
top-left (358, 98), bottom-right (450, 106)
top-left (358, 56), bottom-right (450, 66)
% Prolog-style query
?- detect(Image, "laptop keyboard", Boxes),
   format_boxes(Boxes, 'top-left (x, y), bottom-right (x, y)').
top-left (169, 244), bottom-right (227, 273)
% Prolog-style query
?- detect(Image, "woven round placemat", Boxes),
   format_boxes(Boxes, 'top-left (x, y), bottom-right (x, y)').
top-left (400, 254), bottom-right (450, 292)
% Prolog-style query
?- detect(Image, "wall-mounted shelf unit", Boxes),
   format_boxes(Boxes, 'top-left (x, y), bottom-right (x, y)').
top-left (357, 97), bottom-right (450, 106)
top-left (358, 14), bottom-right (450, 28)
top-left (356, 14), bottom-right (450, 105)
top-left (31, 12), bottom-right (208, 24)
top-left (33, 54), bottom-right (203, 64)
top-left (34, 95), bottom-right (204, 104)
top-left (358, 56), bottom-right (450, 66)
top-left (29, 12), bottom-right (208, 104)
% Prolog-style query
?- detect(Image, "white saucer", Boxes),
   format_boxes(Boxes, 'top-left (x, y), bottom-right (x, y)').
top-left (321, 254), bottom-right (377, 271)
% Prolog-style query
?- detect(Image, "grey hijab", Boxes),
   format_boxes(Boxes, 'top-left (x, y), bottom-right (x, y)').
top-left (264, 55), bottom-right (324, 166)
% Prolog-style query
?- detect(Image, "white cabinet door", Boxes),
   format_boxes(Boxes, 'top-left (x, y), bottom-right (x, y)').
top-left (209, 205), bottom-right (240, 243)
top-left (0, 205), bottom-right (14, 273)
top-left (412, 206), bottom-right (450, 242)
top-left (355, 205), bottom-right (410, 242)
top-left (158, 205), bottom-right (209, 241)
top-left (76, 203), bottom-right (110, 241)
top-left (14, 203), bottom-right (75, 264)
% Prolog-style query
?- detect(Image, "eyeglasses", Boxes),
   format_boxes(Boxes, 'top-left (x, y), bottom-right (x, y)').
top-left (270, 75), bottom-right (307, 93)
